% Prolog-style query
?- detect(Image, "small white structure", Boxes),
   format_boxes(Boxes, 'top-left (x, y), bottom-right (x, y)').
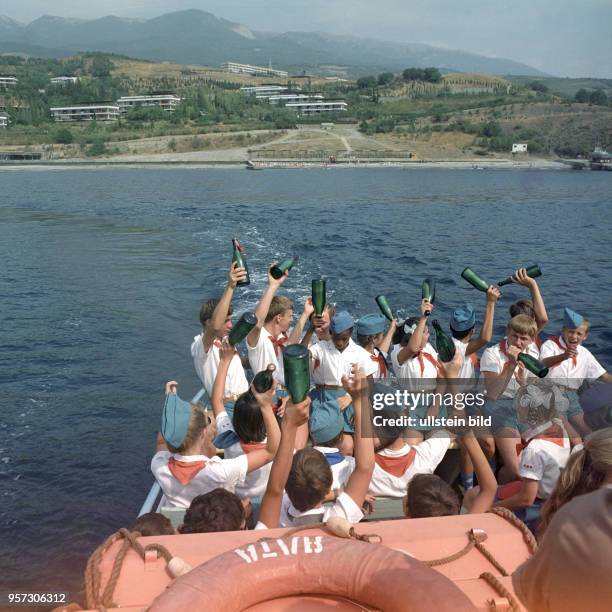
top-left (221, 62), bottom-right (288, 78)
top-left (51, 76), bottom-right (79, 85)
top-left (0, 114), bottom-right (9, 128)
top-left (50, 104), bottom-right (120, 122)
top-left (512, 143), bottom-right (528, 153)
top-left (321, 122), bottom-right (335, 130)
top-left (285, 100), bottom-right (348, 115)
top-left (268, 94), bottom-right (323, 105)
top-left (0, 76), bottom-right (18, 88)
top-left (116, 94), bottom-right (181, 113)
top-left (240, 85), bottom-right (288, 98)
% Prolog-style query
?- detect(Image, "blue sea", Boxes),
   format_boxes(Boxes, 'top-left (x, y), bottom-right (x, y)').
top-left (0, 167), bottom-right (610, 601)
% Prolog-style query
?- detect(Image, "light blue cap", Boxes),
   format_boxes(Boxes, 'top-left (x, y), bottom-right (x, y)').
top-left (450, 303), bottom-right (476, 332)
top-left (161, 392), bottom-right (192, 448)
top-left (330, 310), bottom-right (353, 334)
top-left (310, 400), bottom-right (345, 444)
top-left (356, 313), bottom-right (386, 336)
top-left (563, 307), bottom-right (584, 330)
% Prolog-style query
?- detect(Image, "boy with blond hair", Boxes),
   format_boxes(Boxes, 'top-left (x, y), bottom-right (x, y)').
top-left (480, 313), bottom-right (541, 480)
top-left (540, 308), bottom-right (612, 436)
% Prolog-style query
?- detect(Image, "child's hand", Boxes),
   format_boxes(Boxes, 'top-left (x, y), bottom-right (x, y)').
top-left (303, 297), bottom-right (315, 318)
top-left (513, 268), bottom-right (536, 287)
top-left (268, 263), bottom-right (288, 287)
top-left (229, 261), bottom-right (247, 288)
top-left (420, 298), bottom-right (433, 317)
top-left (564, 346), bottom-right (578, 360)
top-left (342, 366), bottom-right (367, 397)
top-left (284, 396), bottom-right (311, 427)
top-left (251, 379), bottom-right (279, 408)
top-left (442, 350), bottom-right (464, 378)
top-left (274, 394), bottom-right (290, 418)
top-left (219, 338), bottom-right (235, 362)
top-left (486, 286), bottom-right (501, 303)
top-left (363, 494), bottom-right (377, 515)
top-left (506, 345), bottom-right (522, 364)
top-left (164, 380), bottom-right (178, 395)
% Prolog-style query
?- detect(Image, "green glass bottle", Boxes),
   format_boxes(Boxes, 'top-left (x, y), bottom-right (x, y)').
top-left (518, 353), bottom-right (549, 378)
top-left (252, 364), bottom-right (276, 393)
top-left (498, 264), bottom-right (542, 287)
top-left (461, 267), bottom-right (490, 293)
top-left (312, 279), bottom-right (326, 316)
top-left (270, 257), bottom-right (298, 280)
top-left (432, 320), bottom-right (456, 363)
top-left (228, 311), bottom-right (257, 346)
top-left (231, 238), bottom-right (250, 287)
top-left (375, 295), bottom-right (395, 321)
top-left (421, 278), bottom-right (436, 316)
top-left (283, 344), bottom-right (311, 403)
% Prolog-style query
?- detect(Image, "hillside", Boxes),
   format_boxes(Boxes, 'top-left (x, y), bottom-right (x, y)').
top-left (1, 53), bottom-right (609, 162)
top-left (0, 9), bottom-right (546, 77)
top-left (506, 75), bottom-right (612, 99)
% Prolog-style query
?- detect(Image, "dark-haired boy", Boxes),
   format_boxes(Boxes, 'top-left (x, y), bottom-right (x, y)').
top-left (256, 368), bottom-right (374, 529)
top-left (191, 261), bottom-right (249, 401)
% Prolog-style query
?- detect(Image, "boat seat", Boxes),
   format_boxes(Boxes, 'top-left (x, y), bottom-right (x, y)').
top-left (363, 497), bottom-right (405, 521)
top-left (160, 506), bottom-right (186, 529)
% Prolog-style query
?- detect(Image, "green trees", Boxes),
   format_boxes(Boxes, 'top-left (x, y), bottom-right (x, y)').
top-left (402, 67), bottom-right (441, 82)
top-left (54, 128), bottom-right (74, 144)
top-left (357, 76), bottom-right (377, 89)
top-left (574, 88), bottom-right (609, 106)
top-left (377, 72), bottom-right (395, 86)
top-left (528, 81), bottom-right (548, 93)
top-left (574, 88), bottom-right (590, 103)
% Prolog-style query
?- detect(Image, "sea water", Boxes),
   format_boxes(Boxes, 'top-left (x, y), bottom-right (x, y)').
top-left (0, 167), bottom-right (610, 597)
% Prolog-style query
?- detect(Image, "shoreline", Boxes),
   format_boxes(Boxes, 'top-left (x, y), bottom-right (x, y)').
top-left (0, 158), bottom-right (570, 170)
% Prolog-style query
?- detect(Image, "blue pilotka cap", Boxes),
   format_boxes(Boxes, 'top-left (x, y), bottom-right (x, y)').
top-left (356, 313), bottom-right (386, 336)
top-left (563, 307), bottom-right (584, 330)
top-left (330, 310), bottom-right (354, 334)
top-left (450, 303), bottom-right (476, 332)
top-left (161, 392), bottom-right (192, 448)
top-left (310, 401), bottom-right (345, 444)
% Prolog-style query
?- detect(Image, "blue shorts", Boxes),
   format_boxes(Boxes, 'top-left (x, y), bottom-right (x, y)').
top-left (484, 398), bottom-right (525, 434)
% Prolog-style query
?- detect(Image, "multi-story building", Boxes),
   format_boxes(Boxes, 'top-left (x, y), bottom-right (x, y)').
top-left (221, 62), bottom-right (288, 78)
top-left (116, 94), bottom-right (181, 114)
top-left (240, 85), bottom-right (288, 98)
top-left (268, 94), bottom-right (324, 105)
top-left (50, 76), bottom-right (79, 85)
top-left (50, 104), bottom-right (120, 122)
top-left (0, 76), bottom-right (18, 88)
top-left (285, 100), bottom-right (348, 115)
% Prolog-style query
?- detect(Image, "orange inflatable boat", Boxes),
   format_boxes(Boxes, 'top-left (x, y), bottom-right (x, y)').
top-left (60, 508), bottom-right (533, 611)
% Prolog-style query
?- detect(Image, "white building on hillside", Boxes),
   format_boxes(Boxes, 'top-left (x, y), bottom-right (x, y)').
top-left (51, 76), bottom-right (79, 85)
top-left (240, 85), bottom-right (288, 98)
top-left (285, 100), bottom-right (348, 116)
top-left (116, 94), bottom-right (181, 113)
top-left (0, 114), bottom-right (9, 128)
top-left (0, 76), bottom-right (18, 88)
top-left (50, 104), bottom-right (120, 122)
top-left (268, 94), bottom-right (323, 105)
top-left (222, 62), bottom-right (288, 78)
top-left (512, 143), bottom-right (528, 153)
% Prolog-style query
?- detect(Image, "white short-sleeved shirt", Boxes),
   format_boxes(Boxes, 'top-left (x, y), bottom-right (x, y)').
top-left (369, 347), bottom-right (390, 379)
top-left (215, 411), bottom-right (271, 500)
top-left (276, 492), bottom-right (364, 528)
top-left (391, 343), bottom-right (440, 391)
top-left (480, 339), bottom-right (540, 399)
top-left (247, 328), bottom-right (287, 386)
top-left (368, 437), bottom-right (451, 498)
top-left (313, 446), bottom-right (355, 490)
top-left (310, 339), bottom-right (378, 386)
top-left (452, 338), bottom-right (476, 380)
top-left (540, 336), bottom-right (606, 389)
top-left (191, 334), bottom-right (249, 398)
top-left (151, 450), bottom-right (248, 509)
top-left (519, 434), bottom-right (570, 499)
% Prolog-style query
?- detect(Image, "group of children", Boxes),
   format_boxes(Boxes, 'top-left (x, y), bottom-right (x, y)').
top-left (143, 259), bottom-right (611, 538)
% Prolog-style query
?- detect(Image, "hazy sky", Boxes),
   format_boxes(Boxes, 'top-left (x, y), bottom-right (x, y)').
top-left (2, 1), bottom-right (611, 78)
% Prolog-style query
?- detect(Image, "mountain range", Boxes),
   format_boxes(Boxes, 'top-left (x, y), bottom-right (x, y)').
top-left (0, 10), bottom-right (547, 77)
